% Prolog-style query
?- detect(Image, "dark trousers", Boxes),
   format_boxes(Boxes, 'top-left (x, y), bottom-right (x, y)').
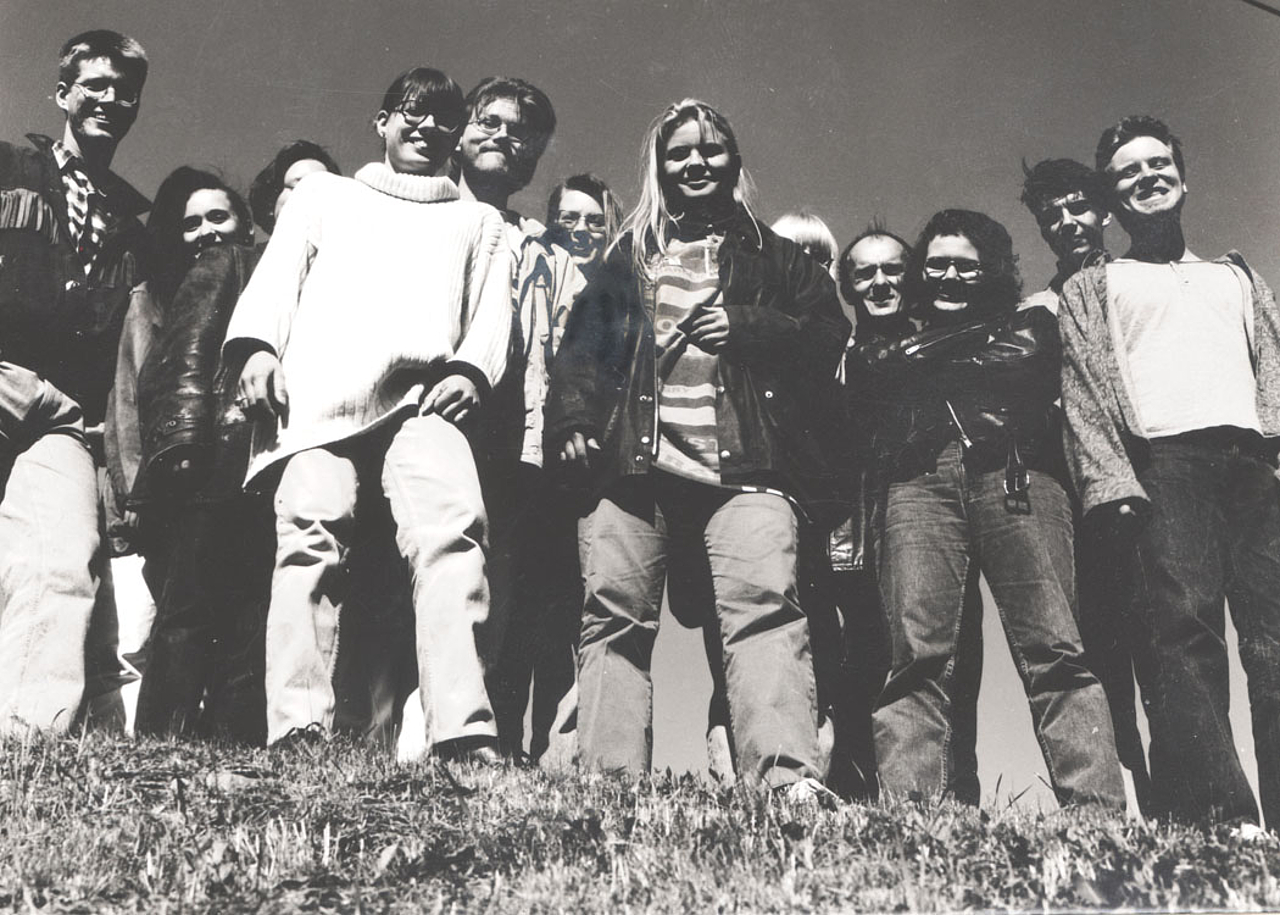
top-left (135, 495), bottom-right (274, 743)
top-left (1125, 435), bottom-right (1280, 826)
top-left (487, 465), bottom-right (583, 760)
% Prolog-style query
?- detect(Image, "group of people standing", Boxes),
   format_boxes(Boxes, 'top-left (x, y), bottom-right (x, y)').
top-left (2, 28), bottom-right (1279, 831)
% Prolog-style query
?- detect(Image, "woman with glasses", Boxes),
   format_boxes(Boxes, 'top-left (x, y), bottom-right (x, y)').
top-left (544, 173), bottom-right (624, 282)
top-left (545, 99), bottom-right (849, 794)
top-left (104, 166), bottom-right (267, 739)
top-left (223, 67), bottom-right (512, 755)
top-left (855, 208), bottom-right (1124, 807)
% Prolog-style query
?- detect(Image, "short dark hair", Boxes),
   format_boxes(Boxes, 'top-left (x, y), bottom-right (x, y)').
top-left (249, 140), bottom-right (341, 233)
top-left (1019, 158), bottom-right (1108, 216)
top-left (146, 166), bottom-right (252, 304)
top-left (906, 208), bottom-right (1021, 316)
top-left (1095, 115), bottom-right (1185, 179)
top-left (378, 66), bottom-right (464, 123)
top-left (837, 220), bottom-right (912, 309)
top-left (58, 29), bottom-right (148, 87)
top-left (465, 76), bottom-right (557, 146)
top-left (546, 173), bottom-right (625, 245)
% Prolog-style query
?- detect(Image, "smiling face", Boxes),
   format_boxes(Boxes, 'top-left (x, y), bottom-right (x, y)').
top-left (457, 96), bottom-right (541, 193)
top-left (376, 98), bottom-right (459, 176)
top-left (922, 234), bottom-right (984, 313)
top-left (1034, 191), bottom-right (1110, 268)
top-left (848, 235), bottom-right (908, 318)
top-left (56, 56), bottom-right (141, 151)
top-left (1105, 135), bottom-right (1186, 223)
top-left (552, 188), bottom-right (607, 269)
top-left (181, 188), bottom-right (241, 251)
top-left (660, 117), bottom-right (736, 210)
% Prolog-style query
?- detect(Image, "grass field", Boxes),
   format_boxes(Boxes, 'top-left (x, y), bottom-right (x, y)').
top-left (2, 732), bottom-right (1277, 913)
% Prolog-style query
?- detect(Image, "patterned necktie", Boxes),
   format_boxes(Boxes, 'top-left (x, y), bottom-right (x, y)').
top-left (65, 165), bottom-right (102, 274)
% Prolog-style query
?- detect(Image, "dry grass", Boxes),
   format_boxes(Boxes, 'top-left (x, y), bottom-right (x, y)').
top-left (1, 731), bottom-right (1278, 912)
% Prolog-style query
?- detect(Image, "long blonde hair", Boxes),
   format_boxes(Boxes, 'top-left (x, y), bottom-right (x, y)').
top-left (615, 99), bottom-right (759, 279)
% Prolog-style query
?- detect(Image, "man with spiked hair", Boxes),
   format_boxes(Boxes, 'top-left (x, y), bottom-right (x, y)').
top-left (0, 29), bottom-right (150, 733)
top-left (1020, 156), bottom-right (1153, 816)
top-left (1020, 157), bottom-right (1112, 310)
top-left (1060, 115), bottom-right (1280, 828)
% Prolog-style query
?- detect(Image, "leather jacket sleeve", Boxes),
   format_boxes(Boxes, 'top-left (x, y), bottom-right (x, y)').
top-left (136, 244), bottom-right (256, 480)
top-left (544, 246), bottom-right (634, 453)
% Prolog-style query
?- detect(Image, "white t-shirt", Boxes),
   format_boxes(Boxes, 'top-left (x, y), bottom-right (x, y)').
top-left (1108, 259), bottom-right (1260, 437)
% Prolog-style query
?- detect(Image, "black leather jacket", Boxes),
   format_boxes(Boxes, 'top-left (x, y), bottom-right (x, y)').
top-left (848, 303), bottom-right (1066, 492)
top-left (544, 210), bottom-right (851, 525)
top-left (132, 243), bottom-right (260, 505)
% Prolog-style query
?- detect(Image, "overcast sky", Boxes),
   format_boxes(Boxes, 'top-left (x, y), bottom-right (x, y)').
top-left (4, 0), bottom-right (1277, 806)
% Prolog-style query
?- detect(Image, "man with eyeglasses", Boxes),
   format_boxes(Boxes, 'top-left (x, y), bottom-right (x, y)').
top-left (0, 30), bottom-right (150, 734)
top-left (1060, 116), bottom-right (1280, 829)
top-left (394, 77), bottom-right (586, 763)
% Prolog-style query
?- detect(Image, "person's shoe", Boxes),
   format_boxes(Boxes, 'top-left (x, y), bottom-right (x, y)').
top-left (776, 776), bottom-right (839, 808)
top-left (434, 735), bottom-right (502, 766)
top-left (273, 722), bottom-right (329, 753)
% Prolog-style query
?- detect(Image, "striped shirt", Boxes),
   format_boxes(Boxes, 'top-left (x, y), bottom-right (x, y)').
top-left (653, 235), bottom-right (723, 484)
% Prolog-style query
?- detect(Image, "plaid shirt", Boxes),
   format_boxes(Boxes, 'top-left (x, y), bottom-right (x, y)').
top-left (51, 140), bottom-right (108, 275)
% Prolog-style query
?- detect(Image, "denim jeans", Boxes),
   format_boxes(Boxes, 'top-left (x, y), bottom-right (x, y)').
top-left (0, 364), bottom-right (102, 733)
top-left (873, 441), bottom-right (1125, 807)
top-left (1124, 436), bottom-right (1280, 826)
top-left (577, 473), bottom-right (821, 788)
top-left (265, 414), bottom-right (496, 749)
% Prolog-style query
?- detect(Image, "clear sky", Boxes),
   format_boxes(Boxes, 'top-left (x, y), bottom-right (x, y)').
top-left (4, 0), bottom-right (1276, 807)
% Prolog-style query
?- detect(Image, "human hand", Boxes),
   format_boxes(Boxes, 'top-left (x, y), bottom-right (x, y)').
top-left (1099, 497), bottom-right (1148, 541)
top-left (421, 374), bottom-right (480, 425)
top-left (239, 351), bottom-right (288, 421)
top-left (558, 431), bottom-right (600, 469)
top-left (688, 305), bottom-right (730, 352)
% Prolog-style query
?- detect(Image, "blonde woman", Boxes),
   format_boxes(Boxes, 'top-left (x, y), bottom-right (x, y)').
top-left (545, 100), bottom-right (849, 793)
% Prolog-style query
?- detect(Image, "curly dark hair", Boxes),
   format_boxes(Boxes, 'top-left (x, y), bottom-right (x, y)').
top-left (905, 208), bottom-right (1021, 319)
top-left (146, 166), bottom-right (252, 305)
top-left (1019, 158), bottom-right (1108, 217)
top-left (249, 140), bottom-right (340, 233)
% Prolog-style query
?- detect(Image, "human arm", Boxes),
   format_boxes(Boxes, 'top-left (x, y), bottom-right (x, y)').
top-left (419, 208), bottom-right (513, 426)
top-left (1058, 268), bottom-right (1149, 516)
top-left (138, 244), bottom-right (255, 491)
top-left (544, 245), bottom-right (633, 467)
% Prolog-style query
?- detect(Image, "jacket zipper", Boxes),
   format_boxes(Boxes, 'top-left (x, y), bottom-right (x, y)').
top-left (945, 399), bottom-right (974, 449)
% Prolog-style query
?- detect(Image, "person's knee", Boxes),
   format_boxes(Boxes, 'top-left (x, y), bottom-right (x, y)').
top-left (274, 450), bottom-right (358, 529)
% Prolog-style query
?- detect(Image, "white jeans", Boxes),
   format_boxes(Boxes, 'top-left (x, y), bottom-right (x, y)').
top-left (265, 414), bottom-right (496, 749)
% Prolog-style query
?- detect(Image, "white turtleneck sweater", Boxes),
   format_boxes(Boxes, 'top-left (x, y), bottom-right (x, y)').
top-left (223, 163), bottom-right (511, 483)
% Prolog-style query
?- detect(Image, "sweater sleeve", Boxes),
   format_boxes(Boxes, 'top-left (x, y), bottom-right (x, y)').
top-left (1059, 268), bottom-right (1149, 515)
top-left (447, 207), bottom-right (512, 397)
top-left (221, 174), bottom-right (323, 361)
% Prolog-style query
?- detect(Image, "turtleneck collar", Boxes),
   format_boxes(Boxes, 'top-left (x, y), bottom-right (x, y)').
top-left (354, 162), bottom-right (459, 203)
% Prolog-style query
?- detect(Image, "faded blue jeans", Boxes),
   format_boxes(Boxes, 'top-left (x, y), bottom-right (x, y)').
top-left (873, 442), bottom-right (1125, 807)
top-left (1125, 433), bottom-right (1280, 827)
top-left (577, 473), bottom-right (821, 788)
top-left (0, 362), bottom-right (104, 734)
